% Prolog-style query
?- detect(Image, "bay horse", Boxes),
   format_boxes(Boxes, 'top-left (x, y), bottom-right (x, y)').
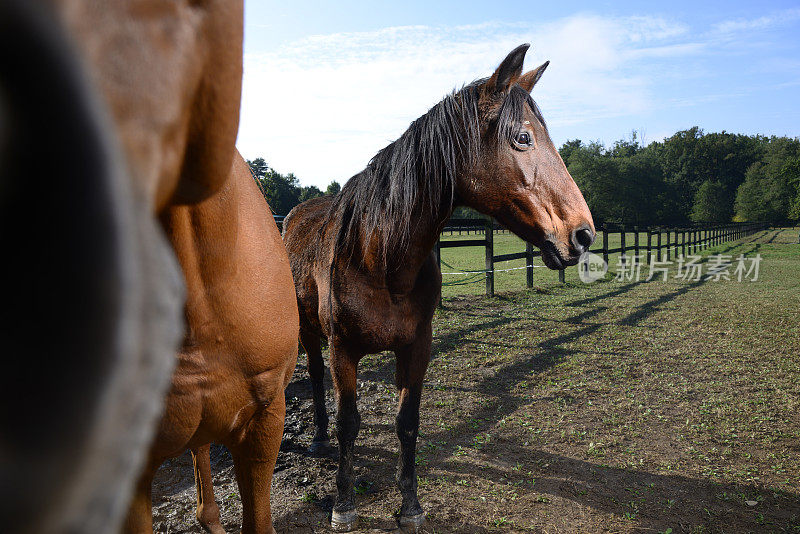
top-left (1, 1), bottom-right (250, 533)
top-left (282, 44), bottom-right (595, 531)
top-left (125, 149), bottom-right (299, 534)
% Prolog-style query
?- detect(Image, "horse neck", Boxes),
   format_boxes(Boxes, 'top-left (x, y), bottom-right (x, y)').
top-left (365, 192), bottom-right (452, 295)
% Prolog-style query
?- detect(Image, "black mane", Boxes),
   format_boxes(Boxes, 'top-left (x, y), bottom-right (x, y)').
top-left (329, 78), bottom-right (545, 268)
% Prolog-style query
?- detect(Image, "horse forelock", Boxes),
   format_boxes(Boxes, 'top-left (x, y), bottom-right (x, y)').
top-left (495, 84), bottom-right (548, 148)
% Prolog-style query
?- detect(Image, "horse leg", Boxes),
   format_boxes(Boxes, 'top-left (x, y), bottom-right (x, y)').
top-left (122, 461), bottom-right (159, 534)
top-left (191, 445), bottom-right (226, 534)
top-left (394, 324), bottom-right (432, 532)
top-left (329, 340), bottom-right (362, 532)
top-left (230, 394), bottom-right (285, 534)
top-left (301, 327), bottom-right (330, 454)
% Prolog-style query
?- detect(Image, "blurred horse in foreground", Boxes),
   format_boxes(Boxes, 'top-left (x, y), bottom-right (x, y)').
top-left (0, 0), bottom-right (246, 532)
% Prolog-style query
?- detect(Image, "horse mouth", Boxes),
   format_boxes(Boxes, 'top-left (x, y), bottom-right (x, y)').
top-left (540, 240), bottom-right (579, 270)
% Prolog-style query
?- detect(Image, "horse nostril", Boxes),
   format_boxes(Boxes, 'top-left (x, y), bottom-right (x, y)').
top-left (571, 226), bottom-right (595, 253)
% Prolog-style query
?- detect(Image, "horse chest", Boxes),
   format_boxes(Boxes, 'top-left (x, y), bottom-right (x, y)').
top-left (334, 284), bottom-right (432, 351)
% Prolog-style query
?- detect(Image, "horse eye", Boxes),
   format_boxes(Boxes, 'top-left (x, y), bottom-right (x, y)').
top-left (515, 131), bottom-right (531, 146)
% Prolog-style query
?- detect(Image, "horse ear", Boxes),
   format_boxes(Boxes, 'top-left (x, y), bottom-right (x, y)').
top-left (484, 43), bottom-right (530, 95)
top-left (517, 61), bottom-right (550, 93)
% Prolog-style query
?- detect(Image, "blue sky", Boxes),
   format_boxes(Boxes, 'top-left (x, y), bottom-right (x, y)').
top-left (238, 1), bottom-right (800, 188)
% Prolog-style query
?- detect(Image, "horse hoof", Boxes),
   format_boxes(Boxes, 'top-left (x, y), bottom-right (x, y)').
top-left (399, 511), bottom-right (426, 532)
top-left (330, 509), bottom-right (357, 532)
top-left (308, 439), bottom-right (331, 456)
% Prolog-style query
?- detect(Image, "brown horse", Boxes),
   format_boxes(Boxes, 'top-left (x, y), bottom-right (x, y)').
top-left (282, 44), bottom-right (595, 531)
top-left (124, 150), bottom-right (299, 534)
top-left (0, 1), bottom-right (246, 533)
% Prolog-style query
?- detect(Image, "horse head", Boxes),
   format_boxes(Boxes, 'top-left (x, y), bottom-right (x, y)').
top-left (457, 44), bottom-right (595, 269)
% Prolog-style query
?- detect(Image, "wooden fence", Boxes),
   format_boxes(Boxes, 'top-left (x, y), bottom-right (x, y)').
top-left (437, 219), bottom-right (768, 297)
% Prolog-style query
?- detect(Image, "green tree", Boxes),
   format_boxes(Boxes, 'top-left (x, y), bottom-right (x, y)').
top-left (299, 185), bottom-right (323, 202)
top-left (248, 157), bottom-right (269, 179)
top-left (558, 139), bottom-right (585, 167)
top-left (785, 157), bottom-right (800, 220)
top-left (691, 180), bottom-right (730, 222)
top-left (654, 127), bottom-right (763, 222)
top-left (735, 137), bottom-right (800, 223)
top-left (564, 138), bottom-right (665, 224)
top-left (326, 180), bottom-right (342, 196)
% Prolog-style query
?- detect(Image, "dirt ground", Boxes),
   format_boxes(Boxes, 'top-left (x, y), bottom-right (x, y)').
top-left (152, 229), bottom-right (800, 533)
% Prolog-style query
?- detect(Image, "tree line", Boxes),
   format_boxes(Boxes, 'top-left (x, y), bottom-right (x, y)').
top-left (247, 157), bottom-right (341, 216)
top-left (249, 127), bottom-right (800, 224)
top-left (561, 127), bottom-right (800, 225)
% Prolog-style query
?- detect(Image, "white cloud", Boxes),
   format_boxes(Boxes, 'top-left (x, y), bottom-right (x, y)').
top-left (235, 12), bottom-right (777, 188)
top-left (712, 8), bottom-right (800, 35)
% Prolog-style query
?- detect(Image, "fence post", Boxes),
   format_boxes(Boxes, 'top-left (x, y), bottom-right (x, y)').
top-left (646, 229), bottom-right (652, 265)
top-left (665, 229), bottom-right (671, 261)
top-left (620, 225), bottom-right (626, 268)
top-left (634, 226), bottom-right (640, 258)
top-left (485, 217), bottom-right (494, 297)
top-left (434, 240), bottom-right (442, 307)
top-left (526, 242), bottom-right (534, 289)
top-left (602, 225), bottom-right (609, 266)
top-left (656, 229), bottom-right (662, 261)
top-left (674, 229), bottom-right (679, 257)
